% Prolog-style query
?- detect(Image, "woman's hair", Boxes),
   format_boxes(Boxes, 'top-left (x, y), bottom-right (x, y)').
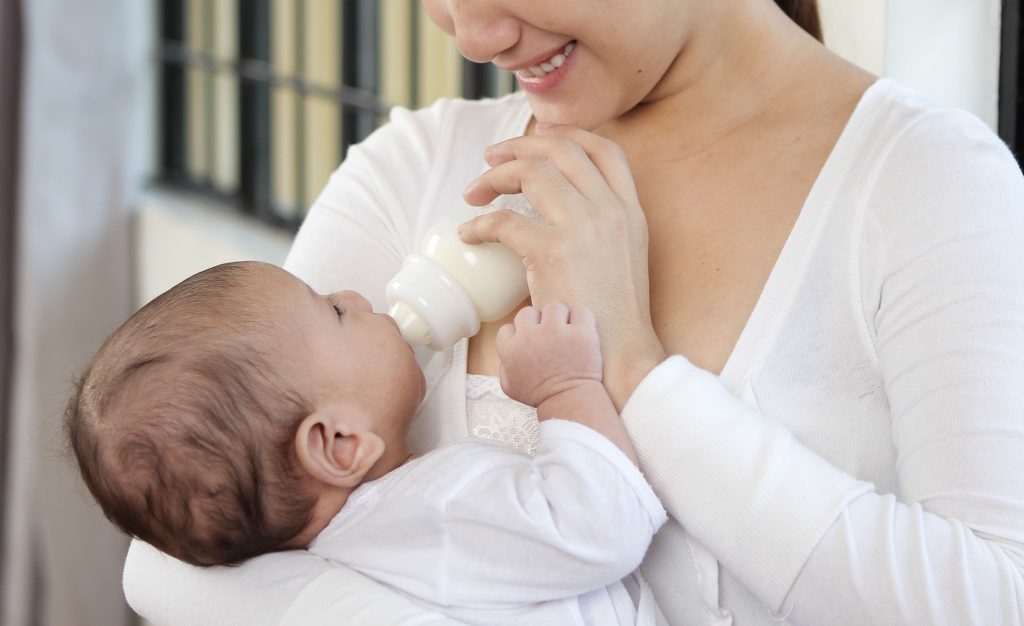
top-left (774, 0), bottom-right (822, 42)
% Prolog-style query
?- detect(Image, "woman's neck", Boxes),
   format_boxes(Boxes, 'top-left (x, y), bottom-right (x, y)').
top-left (599, 0), bottom-right (834, 149)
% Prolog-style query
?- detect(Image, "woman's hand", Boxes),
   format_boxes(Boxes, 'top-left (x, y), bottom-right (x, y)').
top-left (459, 124), bottom-right (667, 409)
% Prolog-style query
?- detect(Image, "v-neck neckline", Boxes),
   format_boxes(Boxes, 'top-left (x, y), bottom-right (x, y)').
top-left (716, 78), bottom-right (891, 392)
top-left (453, 80), bottom-right (893, 398)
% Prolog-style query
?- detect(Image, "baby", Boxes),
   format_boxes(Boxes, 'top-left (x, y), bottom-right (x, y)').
top-left (67, 260), bottom-right (666, 625)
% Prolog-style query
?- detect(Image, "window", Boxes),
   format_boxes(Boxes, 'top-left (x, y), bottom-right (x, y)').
top-left (1000, 0), bottom-right (1022, 165)
top-left (158, 0), bottom-right (515, 230)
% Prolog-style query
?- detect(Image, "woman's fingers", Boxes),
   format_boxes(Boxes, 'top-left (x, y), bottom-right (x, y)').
top-left (457, 208), bottom-right (551, 254)
top-left (481, 135), bottom-right (617, 204)
top-left (464, 158), bottom-right (586, 224)
top-left (478, 125), bottom-right (639, 204)
top-left (534, 124), bottom-right (640, 204)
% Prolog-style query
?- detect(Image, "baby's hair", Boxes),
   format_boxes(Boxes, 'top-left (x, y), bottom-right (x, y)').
top-left (66, 262), bottom-right (318, 566)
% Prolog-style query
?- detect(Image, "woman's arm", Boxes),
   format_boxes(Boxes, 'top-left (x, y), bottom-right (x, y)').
top-left (622, 110), bottom-right (1024, 624)
top-left (124, 540), bottom-right (463, 626)
top-left (458, 114), bottom-right (1024, 623)
top-left (783, 110), bottom-right (1024, 624)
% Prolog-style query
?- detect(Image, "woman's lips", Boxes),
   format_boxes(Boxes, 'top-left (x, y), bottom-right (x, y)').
top-left (514, 41), bottom-right (577, 93)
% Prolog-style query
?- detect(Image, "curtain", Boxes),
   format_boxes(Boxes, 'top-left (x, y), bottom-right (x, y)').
top-left (1, 1), bottom-right (154, 624)
top-left (0, 0), bottom-right (22, 617)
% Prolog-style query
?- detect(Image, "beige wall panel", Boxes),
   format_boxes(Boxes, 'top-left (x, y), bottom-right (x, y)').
top-left (272, 88), bottom-right (299, 217)
top-left (382, 0), bottom-right (414, 108)
top-left (272, 0), bottom-right (297, 73)
top-left (819, 0), bottom-right (888, 75)
top-left (213, 74), bottom-right (239, 192)
top-left (302, 0), bottom-right (341, 209)
top-left (186, 0), bottom-right (208, 180)
top-left (272, 0), bottom-right (298, 215)
top-left (304, 97), bottom-right (341, 208)
top-left (305, 0), bottom-right (341, 88)
top-left (186, 70), bottom-right (208, 181)
top-left (212, 0), bottom-right (238, 192)
top-left (418, 11), bottom-right (461, 106)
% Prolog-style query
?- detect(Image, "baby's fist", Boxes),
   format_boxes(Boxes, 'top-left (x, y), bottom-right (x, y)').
top-left (495, 302), bottom-right (603, 408)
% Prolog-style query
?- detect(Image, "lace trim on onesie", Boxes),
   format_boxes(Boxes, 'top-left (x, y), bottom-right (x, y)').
top-left (465, 374), bottom-right (539, 456)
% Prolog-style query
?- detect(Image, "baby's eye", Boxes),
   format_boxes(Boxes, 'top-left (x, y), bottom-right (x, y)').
top-left (332, 303), bottom-right (344, 317)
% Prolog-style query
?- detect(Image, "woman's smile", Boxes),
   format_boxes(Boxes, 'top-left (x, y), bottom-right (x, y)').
top-left (510, 41), bottom-right (577, 93)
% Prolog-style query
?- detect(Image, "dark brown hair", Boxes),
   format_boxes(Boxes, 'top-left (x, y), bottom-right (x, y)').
top-left (66, 262), bottom-right (318, 566)
top-left (775, 0), bottom-right (822, 42)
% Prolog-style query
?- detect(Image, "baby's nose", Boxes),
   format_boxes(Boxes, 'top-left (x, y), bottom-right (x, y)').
top-left (334, 290), bottom-right (373, 313)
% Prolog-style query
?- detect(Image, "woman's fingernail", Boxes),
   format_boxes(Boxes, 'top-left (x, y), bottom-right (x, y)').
top-left (536, 121), bottom-right (554, 129)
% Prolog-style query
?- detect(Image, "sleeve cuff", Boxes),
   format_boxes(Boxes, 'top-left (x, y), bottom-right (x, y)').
top-left (621, 356), bottom-right (873, 608)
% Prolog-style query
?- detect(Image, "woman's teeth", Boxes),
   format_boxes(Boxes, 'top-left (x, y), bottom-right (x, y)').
top-left (519, 42), bottom-right (575, 78)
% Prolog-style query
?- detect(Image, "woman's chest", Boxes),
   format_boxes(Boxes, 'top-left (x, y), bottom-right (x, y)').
top-left (466, 168), bottom-right (812, 378)
top-left (641, 161), bottom-right (812, 373)
top-left (469, 108), bottom-right (847, 377)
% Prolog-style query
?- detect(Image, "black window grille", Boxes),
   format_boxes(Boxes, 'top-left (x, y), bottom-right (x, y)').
top-left (158, 0), bottom-right (515, 231)
top-left (1000, 0), bottom-right (1022, 166)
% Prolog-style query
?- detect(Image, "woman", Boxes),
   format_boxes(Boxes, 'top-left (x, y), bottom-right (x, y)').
top-left (124, 0), bottom-right (1024, 623)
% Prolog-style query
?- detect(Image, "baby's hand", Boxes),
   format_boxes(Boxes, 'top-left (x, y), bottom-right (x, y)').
top-left (496, 302), bottom-right (603, 408)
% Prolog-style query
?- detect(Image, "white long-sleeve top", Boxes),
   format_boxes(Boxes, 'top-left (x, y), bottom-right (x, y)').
top-left (123, 78), bottom-right (1024, 625)
top-left (308, 420), bottom-right (667, 626)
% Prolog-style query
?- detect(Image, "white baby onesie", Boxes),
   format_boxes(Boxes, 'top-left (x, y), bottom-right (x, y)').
top-left (309, 419), bottom-right (668, 625)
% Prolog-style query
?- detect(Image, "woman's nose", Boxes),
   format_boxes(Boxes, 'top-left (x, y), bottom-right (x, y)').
top-left (423, 0), bottom-right (519, 64)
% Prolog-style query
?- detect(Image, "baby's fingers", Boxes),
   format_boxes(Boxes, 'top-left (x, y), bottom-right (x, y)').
top-left (495, 323), bottom-right (516, 356)
top-left (568, 304), bottom-right (597, 330)
top-left (540, 301), bottom-right (570, 325)
top-left (513, 306), bottom-right (541, 332)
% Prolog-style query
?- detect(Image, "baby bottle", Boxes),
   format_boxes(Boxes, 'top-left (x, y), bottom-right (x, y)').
top-left (386, 197), bottom-right (537, 350)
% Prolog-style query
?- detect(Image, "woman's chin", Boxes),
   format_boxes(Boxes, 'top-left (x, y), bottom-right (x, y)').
top-left (527, 103), bottom-right (609, 133)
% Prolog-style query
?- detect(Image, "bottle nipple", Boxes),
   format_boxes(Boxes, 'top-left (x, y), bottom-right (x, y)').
top-left (388, 301), bottom-right (431, 347)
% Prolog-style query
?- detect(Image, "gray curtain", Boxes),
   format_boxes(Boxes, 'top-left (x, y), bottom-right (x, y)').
top-left (0, 0), bottom-right (22, 612)
top-left (1, 1), bottom-right (154, 624)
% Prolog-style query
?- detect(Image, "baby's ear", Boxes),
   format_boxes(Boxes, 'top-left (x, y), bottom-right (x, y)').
top-left (294, 411), bottom-right (385, 488)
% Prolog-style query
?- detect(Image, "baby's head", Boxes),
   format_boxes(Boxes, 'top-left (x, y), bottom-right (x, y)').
top-left (67, 261), bottom-right (425, 566)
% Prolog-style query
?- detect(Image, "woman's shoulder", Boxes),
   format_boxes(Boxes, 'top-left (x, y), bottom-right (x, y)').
top-left (386, 91), bottom-right (532, 147)
top-left (339, 91), bottom-right (531, 176)
top-left (854, 79), bottom-right (1017, 173)
top-left (854, 80), bottom-right (1024, 261)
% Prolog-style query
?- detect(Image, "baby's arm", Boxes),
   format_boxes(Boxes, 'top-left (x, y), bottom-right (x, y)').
top-left (497, 301), bottom-right (638, 464)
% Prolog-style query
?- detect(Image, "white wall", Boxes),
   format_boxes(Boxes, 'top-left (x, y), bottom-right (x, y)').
top-left (819, 0), bottom-right (1003, 129)
top-left (820, 0), bottom-right (889, 75)
top-left (135, 190), bottom-right (293, 307)
top-left (885, 0), bottom-right (1003, 129)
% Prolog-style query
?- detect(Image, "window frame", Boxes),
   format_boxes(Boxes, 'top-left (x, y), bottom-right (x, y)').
top-left (157, 0), bottom-right (511, 231)
top-left (1000, 0), bottom-right (1022, 163)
